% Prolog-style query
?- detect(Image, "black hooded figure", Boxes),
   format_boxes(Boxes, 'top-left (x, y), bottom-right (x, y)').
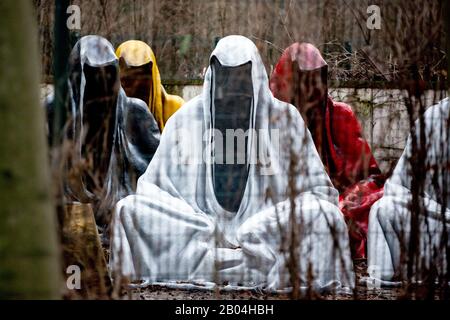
top-left (63, 35), bottom-right (160, 225)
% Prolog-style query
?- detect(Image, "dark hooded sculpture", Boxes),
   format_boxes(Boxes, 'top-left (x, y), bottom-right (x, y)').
top-left (63, 35), bottom-right (160, 224)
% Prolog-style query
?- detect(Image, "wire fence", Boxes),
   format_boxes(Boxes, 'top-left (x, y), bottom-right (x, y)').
top-left (35, 0), bottom-right (450, 299)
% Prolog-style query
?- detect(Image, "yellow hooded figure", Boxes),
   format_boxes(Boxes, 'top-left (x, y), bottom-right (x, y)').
top-left (116, 40), bottom-right (184, 131)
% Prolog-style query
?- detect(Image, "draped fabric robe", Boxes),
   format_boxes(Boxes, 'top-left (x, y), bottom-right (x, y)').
top-left (270, 43), bottom-right (384, 259)
top-left (111, 36), bottom-right (354, 292)
top-left (368, 98), bottom-right (450, 283)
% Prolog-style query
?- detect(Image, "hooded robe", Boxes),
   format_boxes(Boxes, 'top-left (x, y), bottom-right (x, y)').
top-left (63, 35), bottom-right (160, 224)
top-left (270, 43), bottom-right (385, 259)
top-left (368, 98), bottom-right (450, 283)
top-left (111, 36), bottom-right (354, 292)
top-left (116, 40), bottom-right (185, 132)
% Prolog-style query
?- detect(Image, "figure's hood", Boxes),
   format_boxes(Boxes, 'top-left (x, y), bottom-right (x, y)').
top-left (68, 35), bottom-right (119, 122)
top-left (270, 42), bottom-right (328, 121)
top-left (270, 42), bottom-right (330, 162)
top-left (116, 40), bottom-right (165, 130)
top-left (69, 35), bottom-right (119, 100)
top-left (202, 35), bottom-right (272, 213)
top-left (204, 35), bottom-right (272, 130)
top-left (116, 40), bottom-right (155, 67)
top-left (288, 42), bottom-right (327, 71)
top-left (70, 35), bottom-right (118, 69)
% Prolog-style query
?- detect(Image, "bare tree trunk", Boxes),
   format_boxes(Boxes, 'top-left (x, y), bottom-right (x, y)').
top-left (0, 0), bottom-right (60, 299)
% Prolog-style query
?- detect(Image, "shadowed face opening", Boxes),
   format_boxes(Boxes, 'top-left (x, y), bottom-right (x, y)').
top-left (83, 64), bottom-right (119, 104)
top-left (81, 63), bottom-right (119, 186)
top-left (118, 57), bottom-right (153, 107)
top-left (211, 56), bottom-right (253, 213)
top-left (292, 62), bottom-right (328, 126)
top-left (293, 62), bottom-right (328, 158)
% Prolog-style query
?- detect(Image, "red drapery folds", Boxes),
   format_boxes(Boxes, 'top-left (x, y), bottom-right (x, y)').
top-left (270, 43), bottom-right (385, 259)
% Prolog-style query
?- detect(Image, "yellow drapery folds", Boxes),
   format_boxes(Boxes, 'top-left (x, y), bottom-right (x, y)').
top-left (116, 40), bottom-right (184, 131)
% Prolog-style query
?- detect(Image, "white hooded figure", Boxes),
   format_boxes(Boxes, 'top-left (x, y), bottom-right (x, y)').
top-left (111, 36), bottom-right (354, 293)
top-left (368, 98), bottom-right (450, 284)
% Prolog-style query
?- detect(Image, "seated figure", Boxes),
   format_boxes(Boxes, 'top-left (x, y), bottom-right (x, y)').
top-left (116, 40), bottom-right (185, 132)
top-left (62, 35), bottom-right (160, 224)
top-left (270, 43), bottom-right (385, 259)
top-left (111, 36), bottom-right (354, 292)
top-left (368, 98), bottom-right (450, 283)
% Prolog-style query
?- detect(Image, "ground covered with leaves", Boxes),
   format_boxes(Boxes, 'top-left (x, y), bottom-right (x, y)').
top-left (122, 261), bottom-right (409, 300)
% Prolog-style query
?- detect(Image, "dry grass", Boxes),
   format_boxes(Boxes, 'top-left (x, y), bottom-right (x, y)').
top-left (37, 0), bottom-right (450, 300)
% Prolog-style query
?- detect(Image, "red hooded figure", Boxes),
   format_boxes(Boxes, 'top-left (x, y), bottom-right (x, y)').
top-left (270, 43), bottom-right (385, 259)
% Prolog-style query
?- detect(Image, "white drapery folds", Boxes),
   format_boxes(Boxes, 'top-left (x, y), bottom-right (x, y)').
top-left (368, 98), bottom-right (450, 284)
top-left (111, 35), bottom-right (354, 292)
